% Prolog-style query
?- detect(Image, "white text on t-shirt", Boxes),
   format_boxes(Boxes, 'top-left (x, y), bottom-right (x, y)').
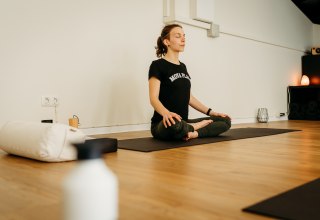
top-left (169, 73), bottom-right (191, 82)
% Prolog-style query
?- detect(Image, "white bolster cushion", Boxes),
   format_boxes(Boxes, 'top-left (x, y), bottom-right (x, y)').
top-left (0, 121), bottom-right (87, 162)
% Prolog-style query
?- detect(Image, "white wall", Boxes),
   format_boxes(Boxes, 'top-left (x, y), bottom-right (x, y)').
top-left (215, 0), bottom-right (312, 50)
top-left (313, 24), bottom-right (320, 46)
top-left (0, 0), bottom-right (314, 134)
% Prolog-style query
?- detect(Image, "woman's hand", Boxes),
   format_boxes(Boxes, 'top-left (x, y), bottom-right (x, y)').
top-left (162, 112), bottom-right (182, 128)
top-left (212, 112), bottom-right (232, 120)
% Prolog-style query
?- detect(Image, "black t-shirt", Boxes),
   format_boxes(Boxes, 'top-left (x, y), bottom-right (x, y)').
top-left (148, 58), bottom-right (191, 123)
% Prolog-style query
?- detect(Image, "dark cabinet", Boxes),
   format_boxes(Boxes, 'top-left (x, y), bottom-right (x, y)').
top-left (302, 55), bottom-right (320, 85)
top-left (288, 86), bottom-right (320, 120)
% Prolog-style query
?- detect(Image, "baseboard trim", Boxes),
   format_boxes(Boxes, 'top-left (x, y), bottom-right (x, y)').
top-left (80, 123), bottom-right (151, 135)
top-left (231, 115), bottom-right (288, 124)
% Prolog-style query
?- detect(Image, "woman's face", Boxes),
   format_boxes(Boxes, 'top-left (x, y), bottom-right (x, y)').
top-left (166, 27), bottom-right (185, 53)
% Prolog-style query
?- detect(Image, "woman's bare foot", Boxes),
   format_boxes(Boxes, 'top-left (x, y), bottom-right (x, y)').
top-left (184, 131), bottom-right (199, 141)
top-left (189, 119), bottom-right (213, 131)
top-left (183, 120), bottom-right (213, 141)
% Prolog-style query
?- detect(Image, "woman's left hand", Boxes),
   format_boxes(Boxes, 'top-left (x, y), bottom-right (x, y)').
top-left (213, 112), bottom-right (231, 120)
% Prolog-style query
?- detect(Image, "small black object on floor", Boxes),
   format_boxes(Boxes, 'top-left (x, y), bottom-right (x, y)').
top-left (84, 138), bottom-right (118, 153)
top-left (242, 178), bottom-right (320, 220)
top-left (117, 128), bottom-right (300, 152)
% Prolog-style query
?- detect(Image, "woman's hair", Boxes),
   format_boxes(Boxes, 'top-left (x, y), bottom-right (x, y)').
top-left (155, 24), bottom-right (182, 58)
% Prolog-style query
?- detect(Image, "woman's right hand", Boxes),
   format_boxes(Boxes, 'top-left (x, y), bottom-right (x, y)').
top-left (162, 112), bottom-right (182, 128)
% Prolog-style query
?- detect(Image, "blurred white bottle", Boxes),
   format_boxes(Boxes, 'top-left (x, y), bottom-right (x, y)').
top-left (63, 141), bottom-right (118, 220)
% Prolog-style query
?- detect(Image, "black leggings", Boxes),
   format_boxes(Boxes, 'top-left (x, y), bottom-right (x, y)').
top-left (151, 116), bottom-right (231, 140)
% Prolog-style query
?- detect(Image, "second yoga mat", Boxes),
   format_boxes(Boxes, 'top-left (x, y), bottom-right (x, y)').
top-left (243, 178), bottom-right (320, 220)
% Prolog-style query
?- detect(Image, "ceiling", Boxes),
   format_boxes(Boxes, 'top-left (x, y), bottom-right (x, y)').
top-left (292, 0), bottom-right (320, 24)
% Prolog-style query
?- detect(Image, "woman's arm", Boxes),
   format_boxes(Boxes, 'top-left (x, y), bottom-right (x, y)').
top-left (189, 93), bottom-right (231, 119)
top-left (189, 93), bottom-right (209, 115)
top-left (149, 77), bottom-right (181, 127)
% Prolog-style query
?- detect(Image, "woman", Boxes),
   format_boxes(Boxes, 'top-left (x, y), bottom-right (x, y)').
top-left (148, 24), bottom-right (231, 141)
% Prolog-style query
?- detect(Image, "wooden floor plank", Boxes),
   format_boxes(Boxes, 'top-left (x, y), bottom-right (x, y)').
top-left (0, 120), bottom-right (319, 220)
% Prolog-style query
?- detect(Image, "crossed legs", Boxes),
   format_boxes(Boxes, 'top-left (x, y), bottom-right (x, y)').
top-left (151, 115), bottom-right (231, 141)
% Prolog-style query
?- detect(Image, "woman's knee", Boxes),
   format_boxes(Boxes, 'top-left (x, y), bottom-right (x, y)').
top-left (167, 118), bottom-right (185, 132)
top-left (224, 118), bottom-right (231, 128)
top-left (210, 116), bottom-right (231, 128)
top-left (222, 122), bottom-right (231, 132)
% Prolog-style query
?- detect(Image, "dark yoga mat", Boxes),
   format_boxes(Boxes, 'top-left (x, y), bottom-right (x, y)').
top-left (118, 128), bottom-right (299, 152)
top-left (243, 178), bottom-right (320, 220)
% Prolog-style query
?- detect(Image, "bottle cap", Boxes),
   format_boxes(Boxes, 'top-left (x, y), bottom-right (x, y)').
top-left (73, 138), bottom-right (118, 160)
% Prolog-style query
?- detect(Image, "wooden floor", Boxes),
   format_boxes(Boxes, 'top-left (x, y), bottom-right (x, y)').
top-left (0, 120), bottom-right (319, 220)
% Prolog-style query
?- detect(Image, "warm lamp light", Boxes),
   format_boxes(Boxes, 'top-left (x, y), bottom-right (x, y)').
top-left (301, 75), bottom-right (310, 86)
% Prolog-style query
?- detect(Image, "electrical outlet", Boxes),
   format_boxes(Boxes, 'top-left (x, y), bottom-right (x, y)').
top-left (52, 97), bottom-right (58, 106)
top-left (41, 96), bottom-right (58, 107)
